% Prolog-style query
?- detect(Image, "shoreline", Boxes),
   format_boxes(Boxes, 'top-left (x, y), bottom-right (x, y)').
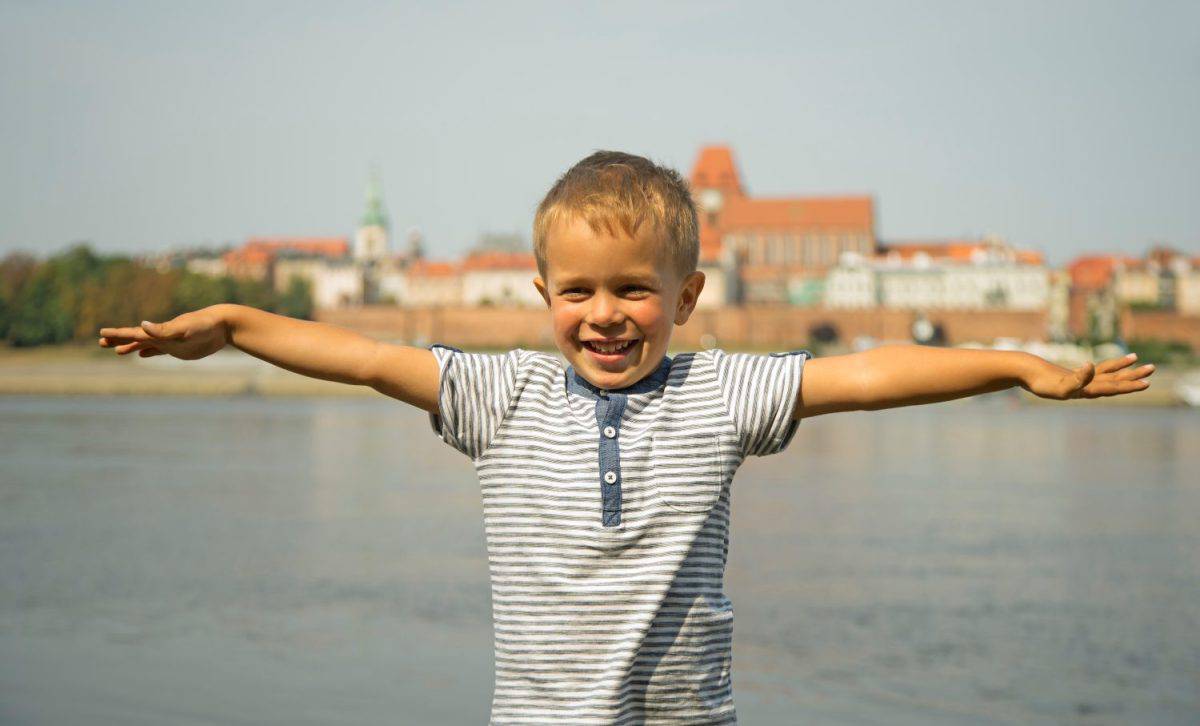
top-left (0, 344), bottom-right (1194, 406)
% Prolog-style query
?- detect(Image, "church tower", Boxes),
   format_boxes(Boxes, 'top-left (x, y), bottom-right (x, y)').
top-left (689, 145), bottom-right (745, 225)
top-left (355, 171), bottom-right (390, 263)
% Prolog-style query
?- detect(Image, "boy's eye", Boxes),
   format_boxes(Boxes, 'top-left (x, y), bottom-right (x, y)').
top-left (559, 286), bottom-right (651, 297)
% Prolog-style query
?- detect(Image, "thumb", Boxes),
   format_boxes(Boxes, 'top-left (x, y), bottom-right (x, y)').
top-left (1073, 361), bottom-right (1095, 390)
top-left (140, 320), bottom-right (170, 338)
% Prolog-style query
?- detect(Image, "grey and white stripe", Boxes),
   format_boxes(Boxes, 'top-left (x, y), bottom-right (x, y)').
top-left (427, 344), bottom-right (809, 724)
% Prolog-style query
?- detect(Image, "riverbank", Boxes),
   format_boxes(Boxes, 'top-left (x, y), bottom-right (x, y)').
top-left (0, 344), bottom-right (377, 397)
top-left (0, 343), bottom-right (1194, 406)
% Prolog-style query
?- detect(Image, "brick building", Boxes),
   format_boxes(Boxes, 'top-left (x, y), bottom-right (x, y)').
top-left (688, 145), bottom-right (875, 304)
top-left (222, 237), bottom-right (350, 282)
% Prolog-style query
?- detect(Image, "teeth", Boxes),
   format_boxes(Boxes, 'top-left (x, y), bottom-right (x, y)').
top-left (591, 340), bottom-right (633, 354)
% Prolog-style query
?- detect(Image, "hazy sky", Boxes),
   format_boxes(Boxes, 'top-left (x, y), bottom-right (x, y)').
top-left (1, 0), bottom-right (1196, 267)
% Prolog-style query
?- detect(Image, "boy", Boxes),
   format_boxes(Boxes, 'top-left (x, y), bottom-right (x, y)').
top-left (98, 151), bottom-right (1154, 724)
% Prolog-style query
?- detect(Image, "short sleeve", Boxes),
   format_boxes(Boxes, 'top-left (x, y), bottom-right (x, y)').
top-left (426, 344), bottom-right (524, 460)
top-left (711, 348), bottom-right (811, 458)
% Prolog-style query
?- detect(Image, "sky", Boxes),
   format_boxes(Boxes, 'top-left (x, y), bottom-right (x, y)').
top-left (1, 0), bottom-right (1196, 268)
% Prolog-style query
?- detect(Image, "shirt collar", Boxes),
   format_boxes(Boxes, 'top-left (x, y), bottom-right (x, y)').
top-left (565, 355), bottom-right (672, 400)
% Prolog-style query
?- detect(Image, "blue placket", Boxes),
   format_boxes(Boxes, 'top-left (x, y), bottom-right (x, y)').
top-left (595, 390), bottom-right (627, 527)
top-left (566, 356), bottom-right (670, 529)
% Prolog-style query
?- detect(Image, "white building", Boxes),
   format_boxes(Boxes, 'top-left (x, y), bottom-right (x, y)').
top-left (823, 264), bottom-right (876, 308)
top-left (460, 251), bottom-right (543, 307)
top-left (825, 242), bottom-right (1050, 311)
top-left (1174, 258), bottom-right (1200, 315)
top-left (404, 260), bottom-right (463, 306)
top-left (376, 266), bottom-right (410, 305)
top-left (694, 258), bottom-right (726, 310)
top-left (274, 257), bottom-right (363, 309)
top-left (184, 256), bottom-right (228, 278)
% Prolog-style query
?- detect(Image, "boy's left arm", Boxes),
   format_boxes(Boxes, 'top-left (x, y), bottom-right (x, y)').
top-left (795, 345), bottom-right (1156, 419)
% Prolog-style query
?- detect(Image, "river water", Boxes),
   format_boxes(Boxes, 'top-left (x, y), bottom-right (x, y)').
top-left (1, 394), bottom-right (1197, 725)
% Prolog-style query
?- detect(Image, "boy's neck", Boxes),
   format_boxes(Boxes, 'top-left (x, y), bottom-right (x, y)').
top-left (566, 355), bottom-right (672, 399)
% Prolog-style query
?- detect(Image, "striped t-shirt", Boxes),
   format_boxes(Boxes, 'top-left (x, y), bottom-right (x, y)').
top-left (426, 344), bottom-right (810, 725)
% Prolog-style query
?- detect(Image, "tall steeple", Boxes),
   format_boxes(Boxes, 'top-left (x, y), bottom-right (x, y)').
top-left (362, 169), bottom-right (389, 229)
top-left (355, 168), bottom-right (390, 263)
top-left (689, 144), bottom-right (745, 228)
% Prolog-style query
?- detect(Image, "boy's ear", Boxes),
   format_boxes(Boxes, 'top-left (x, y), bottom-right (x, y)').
top-left (533, 276), bottom-right (552, 308)
top-left (674, 271), bottom-right (705, 325)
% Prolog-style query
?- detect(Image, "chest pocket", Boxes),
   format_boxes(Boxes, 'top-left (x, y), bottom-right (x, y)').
top-left (651, 433), bottom-right (725, 514)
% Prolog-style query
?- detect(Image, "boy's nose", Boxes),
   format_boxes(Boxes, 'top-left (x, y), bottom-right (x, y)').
top-left (586, 292), bottom-right (624, 326)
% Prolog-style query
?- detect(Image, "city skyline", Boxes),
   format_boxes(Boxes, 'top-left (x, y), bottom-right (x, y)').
top-left (2, 1), bottom-right (1196, 268)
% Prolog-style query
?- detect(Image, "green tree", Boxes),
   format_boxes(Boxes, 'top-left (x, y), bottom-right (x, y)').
top-left (1, 243), bottom-right (318, 347)
top-left (77, 262), bottom-right (179, 340)
top-left (171, 270), bottom-right (234, 314)
top-left (2, 244), bottom-right (104, 346)
top-left (276, 276), bottom-right (313, 320)
top-left (0, 253), bottom-right (38, 341)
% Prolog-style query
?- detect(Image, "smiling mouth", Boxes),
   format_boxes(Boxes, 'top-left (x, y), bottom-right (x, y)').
top-left (582, 339), bottom-right (639, 355)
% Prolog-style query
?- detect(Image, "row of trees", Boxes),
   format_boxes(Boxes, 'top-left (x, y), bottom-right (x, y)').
top-left (0, 244), bottom-right (312, 347)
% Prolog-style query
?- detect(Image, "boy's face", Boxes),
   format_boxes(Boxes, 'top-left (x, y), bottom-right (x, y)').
top-left (533, 215), bottom-right (704, 390)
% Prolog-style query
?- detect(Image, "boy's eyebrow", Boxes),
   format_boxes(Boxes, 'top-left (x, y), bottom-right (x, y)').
top-left (555, 273), bottom-right (661, 288)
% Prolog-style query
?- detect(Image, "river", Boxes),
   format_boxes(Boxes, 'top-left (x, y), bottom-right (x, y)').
top-left (1, 394), bottom-right (1197, 724)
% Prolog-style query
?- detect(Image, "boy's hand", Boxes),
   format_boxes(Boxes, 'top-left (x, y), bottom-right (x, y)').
top-left (1021, 352), bottom-right (1155, 400)
top-left (98, 307), bottom-right (229, 360)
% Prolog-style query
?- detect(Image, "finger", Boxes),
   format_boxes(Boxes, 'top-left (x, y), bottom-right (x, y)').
top-left (1101, 362), bottom-right (1157, 384)
top-left (99, 326), bottom-right (149, 338)
top-left (99, 326), bottom-right (149, 343)
top-left (101, 335), bottom-right (142, 348)
top-left (115, 340), bottom-right (155, 355)
top-left (1114, 363), bottom-right (1157, 382)
top-left (1086, 378), bottom-right (1151, 398)
top-left (99, 334), bottom-right (144, 347)
top-left (1095, 353), bottom-right (1138, 375)
top-left (138, 348), bottom-right (165, 358)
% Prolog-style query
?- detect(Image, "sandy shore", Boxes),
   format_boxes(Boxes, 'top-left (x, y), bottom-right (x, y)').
top-left (0, 345), bottom-right (378, 397)
top-left (0, 344), bottom-right (1194, 406)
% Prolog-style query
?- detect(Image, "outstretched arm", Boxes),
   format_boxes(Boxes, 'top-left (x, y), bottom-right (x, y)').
top-left (795, 345), bottom-right (1155, 419)
top-left (98, 304), bottom-right (440, 413)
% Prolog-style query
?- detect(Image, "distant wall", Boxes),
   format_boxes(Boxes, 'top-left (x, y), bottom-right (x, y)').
top-left (672, 307), bottom-right (1048, 349)
top-left (319, 306), bottom-right (557, 348)
top-left (316, 305), bottom-right (1050, 349)
top-left (1121, 310), bottom-right (1200, 351)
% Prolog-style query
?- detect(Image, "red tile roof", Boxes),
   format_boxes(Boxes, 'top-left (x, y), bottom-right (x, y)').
top-left (881, 240), bottom-right (983, 261)
top-left (720, 196), bottom-right (874, 234)
top-left (243, 237), bottom-right (350, 258)
top-left (689, 145), bottom-right (744, 196)
top-left (880, 239), bottom-right (1045, 266)
top-left (222, 247), bottom-right (272, 266)
top-left (1066, 255), bottom-right (1139, 290)
top-left (407, 260), bottom-right (461, 278)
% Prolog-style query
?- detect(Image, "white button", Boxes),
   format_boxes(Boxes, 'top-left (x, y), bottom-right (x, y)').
top-left (603, 426), bottom-right (617, 438)
top-left (603, 470), bottom-right (617, 484)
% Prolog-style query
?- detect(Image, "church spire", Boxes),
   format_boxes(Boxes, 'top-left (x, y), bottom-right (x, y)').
top-left (355, 167), bottom-right (390, 263)
top-left (362, 168), bottom-right (389, 230)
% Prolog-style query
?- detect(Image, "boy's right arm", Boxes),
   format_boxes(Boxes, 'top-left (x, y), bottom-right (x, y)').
top-left (98, 304), bottom-right (441, 414)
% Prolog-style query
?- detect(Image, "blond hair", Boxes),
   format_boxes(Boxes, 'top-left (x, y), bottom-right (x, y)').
top-left (533, 151), bottom-right (699, 283)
